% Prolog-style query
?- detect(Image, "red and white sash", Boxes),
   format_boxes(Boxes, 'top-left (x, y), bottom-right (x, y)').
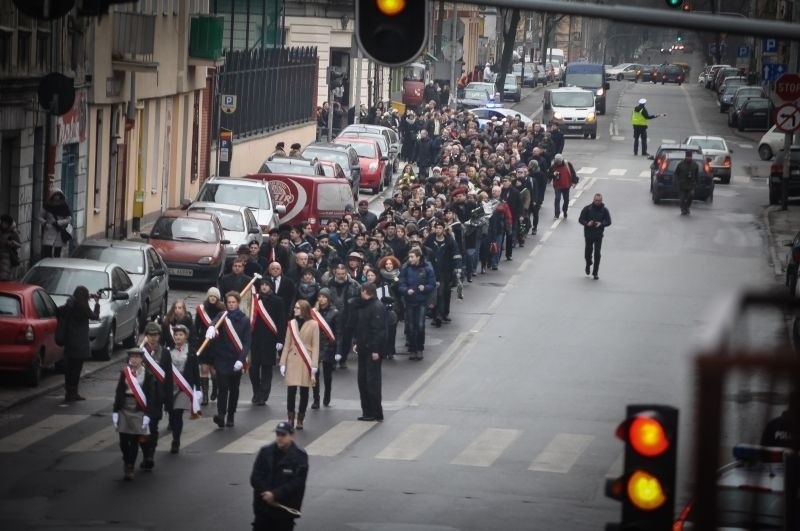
top-left (142, 347), bottom-right (166, 383)
top-left (311, 308), bottom-right (335, 343)
top-left (171, 355), bottom-right (200, 415)
top-left (253, 296), bottom-right (279, 335)
top-left (222, 317), bottom-right (244, 353)
top-left (124, 366), bottom-right (147, 411)
top-left (288, 319), bottom-right (314, 376)
top-left (196, 305), bottom-right (213, 328)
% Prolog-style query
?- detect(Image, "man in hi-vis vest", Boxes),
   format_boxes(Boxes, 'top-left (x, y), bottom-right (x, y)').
top-left (631, 98), bottom-right (665, 157)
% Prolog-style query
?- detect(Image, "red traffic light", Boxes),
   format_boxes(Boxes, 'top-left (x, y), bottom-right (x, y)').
top-left (682, 2), bottom-right (692, 12)
top-left (617, 412), bottom-right (671, 457)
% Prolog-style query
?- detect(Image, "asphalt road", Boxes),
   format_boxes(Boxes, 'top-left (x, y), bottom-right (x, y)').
top-left (0, 58), bottom-right (788, 530)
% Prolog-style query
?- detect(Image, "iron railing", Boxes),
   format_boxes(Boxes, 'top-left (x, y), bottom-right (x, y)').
top-left (215, 46), bottom-right (317, 139)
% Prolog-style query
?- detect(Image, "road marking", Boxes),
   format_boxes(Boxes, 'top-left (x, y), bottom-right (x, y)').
top-left (639, 170), bottom-right (650, 178)
top-left (217, 419), bottom-right (284, 453)
top-left (529, 433), bottom-right (594, 473)
top-left (450, 428), bottom-right (521, 467)
top-left (375, 423), bottom-right (449, 460)
top-left (306, 420), bottom-right (376, 457)
top-left (0, 414), bottom-right (85, 453)
top-left (158, 416), bottom-right (217, 451)
top-left (578, 167), bottom-right (597, 174)
top-left (64, 425), bottom-right (117, 452)
top-left (606, 451), bottom-right (624, 478)
top-left (608, 168), bottom-right (627, 176)
top-left (611, 135), bottom-right (626, 141)
top-left (738, 143), bottom-right (753, 149)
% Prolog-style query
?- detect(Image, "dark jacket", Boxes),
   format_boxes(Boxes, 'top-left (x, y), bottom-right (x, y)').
top-left (212, 309), bottom-right (251, 375)
top-left (675, 159), bottom-right (699, 191)
top-left (143, 343), bottom-right (173, 416)
top-left (398, 260), bottom-right (436, 305)
top-left (259, 242), bottom-right (291, 272)
top-left (424, 234), bottom-right (459, 284)
top-left (353, 296), bottom-right (386, 354)
top-left (316, 305), bottom-right (341, 362)
top-left (194, 300), bottom-right (225, 363)
top-left (578, 202), bottom-right (612, 238)
top-left (113, 367), bottom-right (159, 417)
top-left (219, 273), bottom-right (252, 298)
top-left (251, 293), bottom-right (286, 365)
top-left (161, 313), bottom-right (196, 350)
top-left (250, 442), bottom-right (309, 520)
top-left (61, 297), bottom-right (100, 360)
top-left (501, 185), bottom-right (523, 218)
top-left (272, 275), bottom-right (296, 318)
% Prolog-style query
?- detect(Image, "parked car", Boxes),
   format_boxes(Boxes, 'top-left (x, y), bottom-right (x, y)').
top-left (71, 240), bottom-right (170, 333)
top-left (195, 176), bottom-right (284, 234)
top-left (501, 74), bottom-right (522, 102)
top-left (656, 64), bottom-right (684, 84)
top-left (705, 64), bottom-right (732, 89)
top-left (257, 157), bottom-right (325, 176)
top-left (606, 63), bottom-right (642, 81)
top-left (712, 67), bottom-right (741, 91)
top-left (345, 137), bottom-right (391, 194)
top-left (697, 66), bottom-right (711, 84)
top-left (301, 142), bottom-right (361, 200)
top-left (717, 75), bottom-right (747, 97)
top-left (727, 86), bottom-right (767, 127)
top-left (140, 210), bottom-right (229, 286)
top-left (457, 87), bottom-right (493, 110)
top-left (651, 151), bottom-right (714, 204)
top-left (768, 146), bottom-right (800, 205)
top-left (186, 202), bottom-right (262, 265)
top-left (736, 98), bottom-right (773, 132)
top-left (339, 124), bottom-right (400, 172)
top-left (684, 135), bottom-right (733, 184)
top-left (512, 63), bottom-right (539, 87)
top-left (758, 126), bottom-right (800, 160)
top-left (0, 282), bottom-right (63, 386)
top-left (469, 106), bottom-right (534, 130)
top-left (464, 81), bottom-right (496, 95)
top-left (336, 128), bottom-right (398, 175)
top-left (718, 84), bottom-right (741, 113)
top-left (22, 258), bottom-right (139, 360)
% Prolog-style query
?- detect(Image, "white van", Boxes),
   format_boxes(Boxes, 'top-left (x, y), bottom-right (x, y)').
top-left (542, 86), bottom-right (597, 139)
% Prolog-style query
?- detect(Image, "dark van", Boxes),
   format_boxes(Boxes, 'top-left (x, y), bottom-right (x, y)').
top-left (244, 173), bottom-right (354, 232)
top-left (562, 63), bottom-right (610, 114)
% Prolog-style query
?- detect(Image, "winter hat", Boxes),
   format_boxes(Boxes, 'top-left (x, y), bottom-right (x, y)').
top-left (206, 287), bottom-right (221, 299)
top-left (318, 287), bottom-right (332, 301)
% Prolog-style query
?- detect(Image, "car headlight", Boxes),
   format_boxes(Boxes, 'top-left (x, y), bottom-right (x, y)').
top-left (198, 256), bottom-right (214, 265)
top-left (553, 112), bottom-right (563, 121)
top-left (596, 87), bottom-right (604, 96)
top-left (586, 112), bottom-right (596, 123)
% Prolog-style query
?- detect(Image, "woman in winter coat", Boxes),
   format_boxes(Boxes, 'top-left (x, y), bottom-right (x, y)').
top-left (161, 299), bottom-right (195, 350)
top-left (38, 189), bottom-right (72, 258)
top-left (165, 324), bottom-right (201, 454)
top-left (61, 285), bottom-right (100, 402)
top-left (0, 214), bottom-right (21, 280)
top-left (279, 299), bottom-right (319, 430)
top-left (312, 288), bottom-right (340, 408)
top-left (194, 287), bottom-right (224, 405)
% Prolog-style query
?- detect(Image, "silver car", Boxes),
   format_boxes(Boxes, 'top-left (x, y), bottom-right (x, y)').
top-left (195, 177), bottom-right (285, 235)
top-left (186, 202), bottom-right (263, 264)
top-left (22, 258), bottom-right (140, 360)
top-left (72, 240), bottom-right (170, 333)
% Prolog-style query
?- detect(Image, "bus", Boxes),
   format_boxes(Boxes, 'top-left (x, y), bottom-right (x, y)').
top-left (562, 63), bottom-right (610, 114)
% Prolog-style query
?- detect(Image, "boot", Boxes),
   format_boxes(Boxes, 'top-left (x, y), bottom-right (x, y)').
top-left (63, 385), bottom-right (75, 403)
top-left (140, 451), bottom-right (155, 470)
top-left (200, 377), bottom-right (209, 406)
top-left (287, 411), bottom-right (295, 429)
top-left (311, 396), bottom-right (320, 410)
top-left (225, 412), bottom-right (235, 427)
top-left (323, 387), bottom-right (331, 407)
top-left (170, 439), bottom-right (180, 454)
top-left (209, 375), bottom-right (218, 401)
top-left (296, 412), bottom-right (305, 430)
top-left (213, 414), bottom-right (225, 428)
top-left (124, 463), bottom-right (135, 481)
top-left (72, 385), bottom-right (86, 401)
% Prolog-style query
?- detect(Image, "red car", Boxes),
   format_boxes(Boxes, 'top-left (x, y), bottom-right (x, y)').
top-left (343, 137), bottom-right (391, 194)
top-left (0, 282), bottom-right (63, 386)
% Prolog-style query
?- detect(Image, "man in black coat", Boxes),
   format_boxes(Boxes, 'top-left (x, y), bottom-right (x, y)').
top-left (268, 262), bottom-right (296, 318)
top-left (500, 176), bottom-right (522, 261)
top-left (260, 229), bottom-right (291, 272)
top-left (250, 421), bottom-right (308, 531)
top-left (415, 129), bottom-right (439, 179)
top-left (578, 193), bottom-right (612, 280)
top-left (356, 199), bottom-right (378, 232)
top-left (219, 259), bottom-right (253, 296)
top-left (353, 283), bottom-right (386, 422)
top-left (140, 321), bottom-right (173, 470)
top-left (250, 278), bottom-right (286, 406)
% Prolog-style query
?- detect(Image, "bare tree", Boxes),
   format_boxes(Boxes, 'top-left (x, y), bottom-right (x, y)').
top-left (495, 7), bottom-right (521, 94)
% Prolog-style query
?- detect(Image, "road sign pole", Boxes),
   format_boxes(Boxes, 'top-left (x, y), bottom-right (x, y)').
top-left (783, 132), bottom-right (792, 210)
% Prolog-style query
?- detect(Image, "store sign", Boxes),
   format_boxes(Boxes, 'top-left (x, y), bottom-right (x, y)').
top-left (57, 89), bottom-right (87, 145)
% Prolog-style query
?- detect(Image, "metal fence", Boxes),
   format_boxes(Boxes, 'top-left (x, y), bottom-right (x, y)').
top-left (215, 46), bottom-right (317, 139)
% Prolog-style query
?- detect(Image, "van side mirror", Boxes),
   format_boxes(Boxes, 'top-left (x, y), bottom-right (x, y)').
top-left (248, 227), bottom-right (260, 234)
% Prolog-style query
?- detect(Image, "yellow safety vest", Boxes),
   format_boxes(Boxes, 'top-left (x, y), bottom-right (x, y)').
top-left (631, 108), bottom-right (648, 126)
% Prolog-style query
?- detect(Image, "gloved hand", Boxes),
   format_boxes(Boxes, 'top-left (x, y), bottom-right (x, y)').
top-left (142, 415), bottom-right (150, 430)
top-left (334, 353), bottom-right (342, 362)
top-left (194, 389), bottom-right (203, 402)
top-left (276, 343), bottom-right (283, 351)
top-left (280, 365), bottom-right (286, 377)
top-left (205, 327), bottom-right (217, 340)
top-left (233, 360), bottom-right (243, 372)
top-left (312, 367), bottom-right (318, 376)
top-left (112, 412), bottom-right (119, 427)
top-left (253, 272), bottom-right (263, 280)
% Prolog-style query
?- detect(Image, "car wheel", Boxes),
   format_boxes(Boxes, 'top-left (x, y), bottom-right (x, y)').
top-left (590, 132), bottom-right (597, 139)
top-left (94, 323), bottom-right (115, 361)
top-left (617, 74), bottom-right (623, 81)
top-left (652, 188), bottom-right (661, 204)
top-left (769, 185), bottom-right (781, 205)
top-left (583, 133), bottom-right (589, 139)
top-left (705, 188), bottom-right (714, 203)
top-left (27, 350), bottom-right (43, 387)
top-left (759, 145), bottom-right (773, 161)
top-left (789, 270), bottom-right (798, 296)
top-left (124, 314), bottom-right (141, 348)
top-left (678, 82), bottom-right (682, 86)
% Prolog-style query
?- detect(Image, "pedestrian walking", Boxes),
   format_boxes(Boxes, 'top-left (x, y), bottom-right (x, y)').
top-left (550, 154), bottom-right (576, 220)
top-left (60, 285), bottom-right (100, 402)
top-left (630, 98), bottom-right (665, 157)
top-left (165, 324), bottom-right (201, 454)
top-left (112, 348), bottom-right (158, 481)
top-left (311, 288), bottom-right (340, 408)
top-left (398, 248), bottom-right (436, 360)
top-left (578, 193), bottom-right (612, 280)
top-left (0, 214), bottom-right (21, 280)
top-left (675, 150), bottom-right (699, 215)
top-left (250, 278), bottom-right (286, 406)
top-left (279, 299), bottom-right (319, 430)
top-left (353, 282), bottom-right (386, 422)
top-left (139, 321), bottom-right (172, 469)
top-left (205, 290), bottom-right (251, 428)
top-left (38, 189), bottom-right (72, 258)
top-left (195, 287), bottom-right (224, 405)
top-left (250, 421), bottom-right (309, 531)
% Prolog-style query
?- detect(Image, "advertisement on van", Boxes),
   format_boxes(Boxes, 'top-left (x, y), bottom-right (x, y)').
top-left (256, 175), bottom-right (353, 232)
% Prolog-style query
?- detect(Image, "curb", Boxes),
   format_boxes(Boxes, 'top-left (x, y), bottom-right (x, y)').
top-left (762, 204), bottom-right (786, 278)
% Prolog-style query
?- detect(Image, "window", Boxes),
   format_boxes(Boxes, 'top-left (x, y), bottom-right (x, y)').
top-left (36, 290), bottom-right (57, 317)
top-left (147, 249), bottom-right (162, 270)
top-left (17, 30), bottom-right (30, 70)
top-left (0, 30), bottom-right (11, 72)
top-left (0, 294), bottom-right (20, 316)
top-left (23, 267), bottom-right (109, 298)
top-left (36, 30), bottom-right (49, 71)
top-left (112, 267), bottom-right (133, 292)
top-left (33, 290), bottom-right (55, 318)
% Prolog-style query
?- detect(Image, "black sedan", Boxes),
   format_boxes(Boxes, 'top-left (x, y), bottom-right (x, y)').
top-left (651, 151), bottom-right (714, 204)
top-left (656, 65), bottom-right (684, 85)
top-left (736, 98), bottom-right (773, 132)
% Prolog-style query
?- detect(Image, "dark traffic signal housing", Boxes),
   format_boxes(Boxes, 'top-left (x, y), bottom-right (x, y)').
top-left (356, 0), bottom-right (428, 66)
top-left (606, 405), bottom-right (678, 531)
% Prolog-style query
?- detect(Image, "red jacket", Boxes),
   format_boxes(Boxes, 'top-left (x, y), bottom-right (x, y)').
top-left (551, 162), bottom-right (573, 190)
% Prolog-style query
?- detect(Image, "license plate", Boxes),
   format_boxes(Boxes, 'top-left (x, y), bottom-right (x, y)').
top-left (568, 125), bottom-right (581, 130)
top-left (168, 268), bottom-right (193, 277)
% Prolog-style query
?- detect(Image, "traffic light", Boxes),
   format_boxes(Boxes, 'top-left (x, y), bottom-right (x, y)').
top-left (676, 33), bottom-right (683, 42)
top-left (327, 66), bottom-right (346, 89)
top-left (356, 0), bottom-right (428, 66)
top-left (665, 0), bottom-right (682, 7)
top-left (682, 2), bottom-right (692, 12)
top-left (606, 405), bottom-right (678, 531)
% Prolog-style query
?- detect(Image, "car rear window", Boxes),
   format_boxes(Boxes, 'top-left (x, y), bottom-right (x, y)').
top-left (72, 247), bottom-right (145, 275)
top-left (24, 267), bottom-right (109, 298)
top-left (744, 100), bottom-right (770, 110)
top-left (303, 149), bottom-right (350, 169)
top-left (350, 142), bottom-right (377, 158)
top-left (151, 217), bottom-right (218, 243)
top-left (190, 208), bottom-right (244, 232)
top-left (689, 138), bottom-right (726, 150)
top-left (197, 183), bottom-right (271, 210)
top-left (0, 294), bottom-right (21, 316)
top-left (258, 160), bottom-right (318, 175)
top-left (317, 183), bottom-right (353, 211)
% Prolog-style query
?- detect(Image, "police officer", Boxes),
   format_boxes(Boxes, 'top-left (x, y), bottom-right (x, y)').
top-left (630, 98), bottom-right (665, 157)
top-left (675, 150), bottom-right (699, 216)
top-left (250, 421), bottom-right (309, 531)
top-left (761, 392), bottom-right (798, 448)
top-left (578, 193), bottom-right (612, 280)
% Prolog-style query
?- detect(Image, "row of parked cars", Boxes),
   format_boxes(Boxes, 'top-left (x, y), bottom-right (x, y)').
top-left (698, 64), bottom-right (772, 132)
top-left (606, 62), bottom-right (690, 85)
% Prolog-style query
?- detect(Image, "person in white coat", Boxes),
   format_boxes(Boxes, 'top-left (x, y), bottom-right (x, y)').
top-left (38, 189), bottom-right (72, 257)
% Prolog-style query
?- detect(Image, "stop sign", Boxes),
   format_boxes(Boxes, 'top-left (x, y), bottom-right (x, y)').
top-left (776, 73), bottom-right (800, 101)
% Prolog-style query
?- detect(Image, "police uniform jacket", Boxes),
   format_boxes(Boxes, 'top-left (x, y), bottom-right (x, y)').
top-left (250, 441), bottom-right (309, 520)
top-left (251, 292), bottom-right (286, 366)
top-left (113, 365), bottom-right (159, 435)
top-left (170, 342), bottom-right (200, 411)
top-left (212, 309), bottom-right (251, 375)
top-left (279, 318), bottom-right (319, 388)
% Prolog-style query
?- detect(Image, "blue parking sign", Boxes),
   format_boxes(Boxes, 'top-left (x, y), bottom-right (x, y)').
top-left (737, 44), bottom-right (749, 58)
top-left (763, 38), bottom-right (779, 55)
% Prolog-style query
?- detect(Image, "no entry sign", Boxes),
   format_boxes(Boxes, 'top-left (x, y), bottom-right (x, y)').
top-left (776, 73), bottom-right (800, 101)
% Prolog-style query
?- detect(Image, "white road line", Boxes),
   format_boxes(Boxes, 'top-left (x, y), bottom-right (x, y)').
top-left (529, 433), bottom-right (594, 473)
top-left (158, 416), bottom-right (217, 451)
top-left (305, 420), bottom-right (376, 457)
top-left (611, 136), bottom-right (626, 141)
top-left (64, 425), bottom-right (117, 452)
top-left (606, 451), bottom-right (624, 478)
top-left (578, 167), bottom-right (598, 174)
top-left (608, 168), bottom-right (627, 176)
top-left (0, 414), bottom-right (86, 453)
top-left (486, 290), bottom-right (506, 312)
top-left (738, 143), bottom-right (753, 149)
top-left (375, 423), bottom-right (449, 461)
top-left (450, 428), bottom-right (521, 467)
top-left (217, 419), bottom-right (284, 454)
top-left (639, 170), bottom-right (650, 178)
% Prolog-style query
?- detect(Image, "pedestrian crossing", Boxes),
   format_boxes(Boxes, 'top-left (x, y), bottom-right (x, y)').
top-left (574, 166), bottom-right (758, 184)
top-left (0, 413), bottom-right (621, 476)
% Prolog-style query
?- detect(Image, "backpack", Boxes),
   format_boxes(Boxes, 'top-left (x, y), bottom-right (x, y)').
top-left (55, 304), bottom-right (68, 347)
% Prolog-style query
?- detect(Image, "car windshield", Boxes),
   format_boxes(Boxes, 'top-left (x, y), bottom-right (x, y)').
top-left (0, 294), bottom-right (21, 316)
top-left (258, 160), bottom-right (316, 175)
top-left (504, 78), bottom-right (519, 88)
top-left (689, 138), bottom-right (727, 150)
top-left (737, 88), bottom-right (764, 98)
top-left (351, 142), bottom-right (377, 158)
top-left (24, 267), bottom-right (109, 298)
top-left (197, 183), bottom-right (270, 210)
top-left (463, 89), bottom-right (489, 100)
top-left (340, 133), bottom-right (388, 152)
top-left (565, 73), bottom-right (603, 87)
top-left (190, 208), bottom-right (244, 232)
top-left (552, 92), bottom-right (594, 107)
top-left (302, 148), bottom-right (349, 169)
top-left (150, 217), bottom-right (218, 243)
top-left (72, 247), bottom-right (145, 275)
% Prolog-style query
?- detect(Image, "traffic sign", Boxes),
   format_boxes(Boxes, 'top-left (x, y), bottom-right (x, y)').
top-left (763, 38), bottom-right (779, 55)
top-left (737, 44), bottom-right (749, 58)
top-left (775, 73), bottom-right (800, 101)
top-left (221, 94), bottom-right (237, 114)
top-left (708, 42), bottom-right (727, 55)
top-left (441, 41), bottom-right (464, 61)
top-left (762, 63), bottom-right (788, 82)
top-left (774, 103), bottom-right (800, 133)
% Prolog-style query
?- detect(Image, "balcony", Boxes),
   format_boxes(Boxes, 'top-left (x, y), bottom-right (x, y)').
top-left (111, 12), bottom-right (158, 72)
top-left (188, 15), bottom-right (224, 67)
